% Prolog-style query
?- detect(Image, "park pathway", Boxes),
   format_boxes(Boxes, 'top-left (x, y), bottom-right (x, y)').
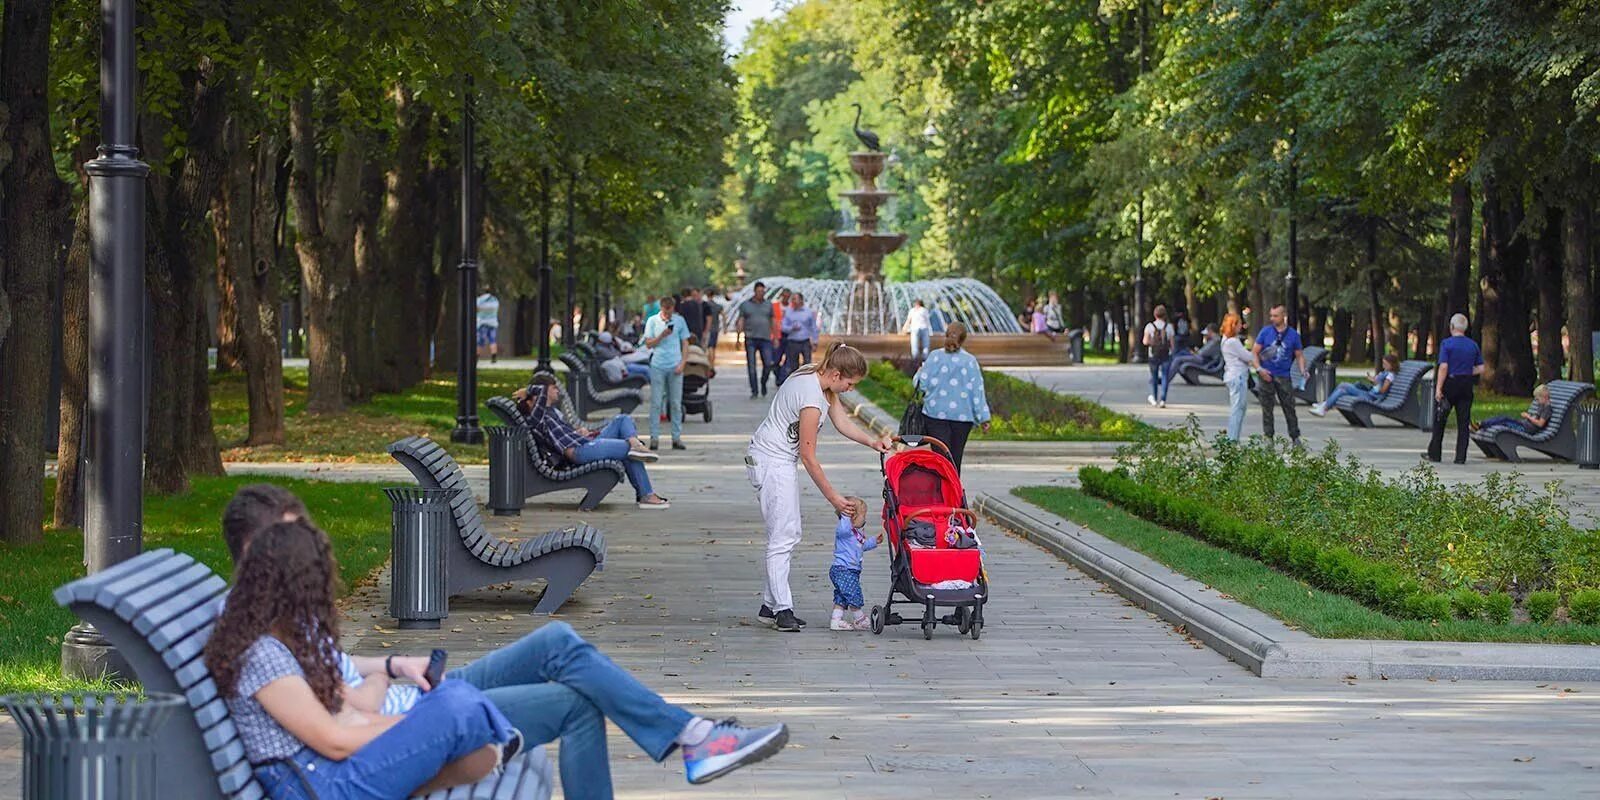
top-left (335, 359), bottom-right (1600, 799)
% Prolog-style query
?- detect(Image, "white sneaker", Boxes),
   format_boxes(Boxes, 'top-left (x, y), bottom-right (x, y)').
top-left (638, 497), bottom-right (670, 510)
top-left (850, 614), bottom-right (872, 631)
top-left (1309, 404), bottom-right (1327, 417)
top-left (1158, 400), bottom-right (1167, 408)
top-left (628, 449), bottom-right (660, 462)
top-left (1147, 394), bottom-right (1157, 406)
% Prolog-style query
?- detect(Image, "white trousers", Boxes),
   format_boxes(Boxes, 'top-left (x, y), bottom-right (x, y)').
top-left (749, 458), bottom-right (803, 612)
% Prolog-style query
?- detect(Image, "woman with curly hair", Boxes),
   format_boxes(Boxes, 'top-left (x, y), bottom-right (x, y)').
top-left (205, 519), bottom-right (519, 799)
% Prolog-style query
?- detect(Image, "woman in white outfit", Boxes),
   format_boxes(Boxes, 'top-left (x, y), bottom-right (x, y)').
top-left (902, 300), bottom-right (932, 361)
top-left (747, 342), bottom-right (893, 632)
top-left (1219, 312), bottom-right (1254, 441)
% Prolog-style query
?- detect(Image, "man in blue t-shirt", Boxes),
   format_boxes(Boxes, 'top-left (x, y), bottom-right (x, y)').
top-left (1426, 312), bottom-right (1485, 464)
top-left (1251, 304), bottom-right (1308, 445)
top-left (643, 295), bottom-right (691, 450)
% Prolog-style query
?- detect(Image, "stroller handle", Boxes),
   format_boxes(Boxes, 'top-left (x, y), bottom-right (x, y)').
top-left (904, 506), bottom-right (978, 528)
top-left (878, 434), bottom-right (954, 473)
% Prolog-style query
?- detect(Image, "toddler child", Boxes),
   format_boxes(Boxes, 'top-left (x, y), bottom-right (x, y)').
top-left (829, 496), bottom-right (880, 631)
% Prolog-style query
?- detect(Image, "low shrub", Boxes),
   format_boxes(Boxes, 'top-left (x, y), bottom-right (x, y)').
top-left (1525, 591), bottom-right (1560, 623)
top-left (1450, 589), bottom-right (1485, 621)
top-left (1569, 590), bottom-right (1600, 626)
top-left (1484, 592), bottom-right (1514, 624)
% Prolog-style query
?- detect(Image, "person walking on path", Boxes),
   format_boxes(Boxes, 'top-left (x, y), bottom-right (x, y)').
top-left (644, 295), bottom-right (691, 450)
top-left (1143, 305), bottom-right (1177, 408)
top-left (1426, 313), bottom-right (1485, 464)
top-left (780, 291), bottom-right (819, 382)
top-left (911, 322), bottom-right (992, 472)
top-left (1219, 313), bottom-right (1253, 441)
top-left (902, 299), bottom-right (932, 361)
top-left (770, 289), bottom-right (790, 386)
top-left (476, 291), bottom-right (500, 363)
top-left (737, 282), bottom-right (777, 398)
top-left (678, 287), bottom-right (706, 359)
top-left (1252, 304), bottom-right (1307, 445)
top-left (701, 286), bottom-right (723, 368)
top-left (746, 342), bottom-right (893, 633)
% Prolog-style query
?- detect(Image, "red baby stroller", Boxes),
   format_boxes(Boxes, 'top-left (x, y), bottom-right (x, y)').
top-left (870, 435), bottom-right (988, 640)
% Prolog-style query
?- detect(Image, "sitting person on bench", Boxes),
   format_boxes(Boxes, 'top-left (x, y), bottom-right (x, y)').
top-left (1311, 353), bottom-right (1397, 417)
top-left (1473, 383), bottom-right (1552, 434)
top-left (208, 518), bottom-right (517, 799)
top-left (517, 374), bottom-right (668, 508)
top-left (1165, 324), bottom-right (1221, 384)
top-left (595, 331), bottom-right (650, 380)
top-left (223, 485), bottom-right (790, 797)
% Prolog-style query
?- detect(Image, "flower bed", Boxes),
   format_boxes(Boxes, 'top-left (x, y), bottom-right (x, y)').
top-left (1081, 425), bottom-right (1600, 625)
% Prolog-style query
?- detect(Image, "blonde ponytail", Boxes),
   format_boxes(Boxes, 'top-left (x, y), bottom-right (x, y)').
top-left (943, 322), bottom-right (968, 353)
top-left (793, 341), bottom-right (868, 385)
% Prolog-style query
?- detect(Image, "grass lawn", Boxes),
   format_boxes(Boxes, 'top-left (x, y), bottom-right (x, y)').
top-left (857, 361), bottom-right (1156, 441)
top-left (1, 476), bottom-right (394, 695)
top-left (212, 367), bottom-right (535, 464)
top-left (1015, 486), bottom-right (1600, 644)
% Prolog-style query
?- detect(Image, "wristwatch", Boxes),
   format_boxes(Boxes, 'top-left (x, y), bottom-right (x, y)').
top-left (385, 655), bottom-right (397, 679)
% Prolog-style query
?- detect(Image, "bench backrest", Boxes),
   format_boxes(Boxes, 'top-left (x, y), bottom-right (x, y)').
top-left (54, 549), bottom-right (259, 800)
top-left (484, 396), bottom-right (613, 479)
top-left (1303, 346), bottom-right (1328, 368)
top-left (1522, 380), bottom-right (1596, 441)
top-left (386, 436), bottom-right (505, 562)
top-left (1385, 360), bottom-right (1433, 404)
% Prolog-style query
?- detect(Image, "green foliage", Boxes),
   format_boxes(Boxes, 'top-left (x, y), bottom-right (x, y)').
top-left (1450, 589), bottom-right (1485, 622)
top-left (1569, 591), bottom-right (1600, 627)
top-left (1484, 593), bottom-right (1514, 625)
top-left (1525, 591), bottom-right (1561, 624)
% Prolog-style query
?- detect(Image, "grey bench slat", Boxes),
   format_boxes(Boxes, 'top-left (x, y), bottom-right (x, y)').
top-left (128, 571), bottom-right (227, 636)
top-left (193, 696), bottom-right (229, 729)
top-left (216, 760), bottom-right (257, 795)
top-left (90, 553), bottom-right (196, 613)
top-left (151, 594), bottom-right (225, 653)
top-left (53, 549), bottom-right (178, 606)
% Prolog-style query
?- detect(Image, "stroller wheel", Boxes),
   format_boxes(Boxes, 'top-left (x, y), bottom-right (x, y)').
top-left (704, 401), bottom-right (713, 422)
top-left (970, 620), bottom-right (982, 640)
top-left (921, 621), bottom-right (934, 640)
top-left (870, 606), bottom-right (884, 635)
top-left (955, 607), bottom-right (971, 634)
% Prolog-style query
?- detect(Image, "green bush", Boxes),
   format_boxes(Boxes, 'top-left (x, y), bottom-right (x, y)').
top-left (1569, 590), bottom-right (1600, 626)
top-left (1525, 591), bottom-right (1560, 623)
top-left (1484, 593), bottom-right (1514, 624)
top-left (1450, 589), bottom-right (1485, 621)
top-left (1404, 592), bottom-right (1452, 622)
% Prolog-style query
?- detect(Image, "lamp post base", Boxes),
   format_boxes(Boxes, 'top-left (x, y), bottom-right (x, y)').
top-left (61, 622), bottom-right (131, 682)
top-left (451, 420), bottom-right (485, 444)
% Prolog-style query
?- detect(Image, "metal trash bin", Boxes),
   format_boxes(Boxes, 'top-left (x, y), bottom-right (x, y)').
top-left (1416, 376), bottom-right (1436, 431)
top-left (485, 426), bottom-right (525, 516)
top-left (1576, 399), bottom-right (1600, 470)
top-left (1066, 328), bottom-right (1085, 364)
top-left (385, 487), bottom-right (456, 629)
top-left (0, 692), bottom-right (183, 800)
top-left (1310, 363), bottom-right (1336, 406)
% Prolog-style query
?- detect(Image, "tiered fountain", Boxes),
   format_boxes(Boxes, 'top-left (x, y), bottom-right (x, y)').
top-left (719, 145), bottom-right (1071, 365)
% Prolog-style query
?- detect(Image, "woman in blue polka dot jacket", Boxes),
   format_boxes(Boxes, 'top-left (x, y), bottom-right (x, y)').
top-left (911, 321), bottom-right (992, 472)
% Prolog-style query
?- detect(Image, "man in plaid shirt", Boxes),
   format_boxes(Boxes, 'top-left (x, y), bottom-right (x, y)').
top-left (520, 375), bottom-right (671, 509)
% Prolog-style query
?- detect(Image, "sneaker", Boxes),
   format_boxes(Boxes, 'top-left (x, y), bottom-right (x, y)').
top-left (850, 614), bottom-right (872, 631)
top-left (828, 616), bottom-right (859, 631)
top-left (1420, 452), bottom-right (1441, 463)
top-left (638, 496), bottom-right (671, 510)
top-left (1309, 404), bottom-right (1326, 417)
top-left (682, 719), bottom-right (789, 785)
top-left (773, 609), bottom-right (802, 632)
top-left (1158, 400), bottom-right (1167, 408)
top-left (757, 605), bottom-right (806, 628)
top-left (649, 438), bottom-right (659, 451)
top-left (761, 384), bottom-right (769, 396)
top-left (628, 449), bottom-right (660, 463)
top-left (1147, 394), bottom-right (1157, 406)
top-left (672, 440), bottom-right (687, 450)
top-left (750, 392), bottom-right (759, 400)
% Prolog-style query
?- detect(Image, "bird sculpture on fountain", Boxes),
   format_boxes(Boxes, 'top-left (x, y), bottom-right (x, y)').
top-left (850, 102), bottom-right (881, 152)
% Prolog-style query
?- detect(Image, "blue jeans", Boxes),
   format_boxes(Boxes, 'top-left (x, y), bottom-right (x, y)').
top-left (1478, 415), bottom-right (1535, 434)
top-left (1148, 356), bottom-right (1171, 400)
top-left (781, 338), bottom-right (812, 384)
top-left (571, 415), bottom-right (653, 498)
top-left (909, 328), bottom-right (931, 360)
top-left (744, 337), bottom-right (775, 394)
top-left (624, 362), bottom-right (650, 379)
top-left (648, 367), bottom-right (683, 441)
top-left (255, 681), bottom-right (513, 800)
top-left (1225, 374), bottom-right (1248, 441)
top-left (448, 622), bottom-right (694, 800)
top-left (1322, 382), bottom-right (1378, 408)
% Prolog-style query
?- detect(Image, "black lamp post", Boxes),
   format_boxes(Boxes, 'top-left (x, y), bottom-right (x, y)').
top-left (63, 0), bottom-right (149, 680)
top-left (564, 170), bottom-right (578, 347)
top-left (1285, 128), bottom-right (1300, 328)
top-left (450, 80), bottom-right (483, 444)
top-left (1131, 193), bottom-right (1147, 363)
top-left (537, 167), bottom-right (553, 373)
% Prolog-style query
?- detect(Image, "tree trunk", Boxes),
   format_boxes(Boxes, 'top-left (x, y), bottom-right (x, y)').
top-left (1446, 177), bottom-right (1473, 341)
top-left (1, 0), bottom-right (70, 543)
top-left (348, 157), bottom-right (384, 402)
top-left (1366, 228), bottom-right (1383, 368)
top-left (1480, 178), bottom-right (1536, 395)
top-left (1565, 196), bottom-right (1593, 383)
top-left (54, 142), bottom-right (96, 529)
top-left (216, 118), bottom-right (286, 445)
top-left (1306, 305), bottom-right (1326, 348)
top-left (1332, 307), bottom-right (1355, 363)
top-left (215, 264), bottom-right (242, 372)
top-left (1535, 207), bottom-right (1566, 383)
top-left (432, 160), bottom-right (461, 374)
top-left (379, 86), bottom-right (434, 392)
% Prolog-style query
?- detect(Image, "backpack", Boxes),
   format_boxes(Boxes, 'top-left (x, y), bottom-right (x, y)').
top-left (1148, 321), bottom-right (1174, 360)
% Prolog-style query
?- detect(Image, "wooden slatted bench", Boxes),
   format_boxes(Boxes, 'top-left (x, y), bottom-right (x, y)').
top-left (572, 339), bottom-right (648, 391)
top-left (1335, 359), bottom-right (1433, 429)
top-left (387, 436), bottom-right (607, 614)
top-left (483, 396), bottom-right (624, 511)
top-left (53, 549), bottom-right (555, 800)
top-left (559, 352), bottom-right (642, 419)
top-left (1472, 380), bottom-right (1596, 462)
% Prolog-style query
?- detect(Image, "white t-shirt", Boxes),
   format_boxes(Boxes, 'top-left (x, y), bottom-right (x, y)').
top-left (749, 372), bottom-right (828, 464)
top-left (902, 306), bottom-right (931, 333)
top-left (1221, 337), bottom-right (1253, 382)
top-left (476, 293), bottom-right (500, 328)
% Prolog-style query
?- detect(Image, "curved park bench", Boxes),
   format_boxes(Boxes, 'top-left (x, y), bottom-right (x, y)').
top-left (387, 435), bottom-right (606, 613)
top-left (1335, 359), bottom-right (1433, 429)
top-left (559, 352), bottom-right (642, 419)
top-left (53, 548), bottom-right (555, 800)
top-left (484, 395), bottom-right (626, 511)
top-left (573, 339), bottom-right (649, 391)
top-left (1249, 346), bottom-right (1331, 405)
top-left (1176, 357), bottom-right (1224, 386)
top-left (1472, 380), bottom-right (1596, 462)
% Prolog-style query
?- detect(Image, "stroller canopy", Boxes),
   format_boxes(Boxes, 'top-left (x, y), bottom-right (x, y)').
top-left (884, 448), bottom-right (965, 513)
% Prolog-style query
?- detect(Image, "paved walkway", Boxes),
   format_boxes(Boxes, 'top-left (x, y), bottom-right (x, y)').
top-left (998, 364), bottom-right (1600, 527)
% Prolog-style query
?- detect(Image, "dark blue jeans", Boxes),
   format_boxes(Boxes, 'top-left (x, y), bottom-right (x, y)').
top-left (255, 680), bottom-right (513, 800)
top-left (745, 337), bottom-right (776, 394)
top-left (571, 415), bottom-right (653, 498)
top-left (448, 622), bottom-right (695, 800)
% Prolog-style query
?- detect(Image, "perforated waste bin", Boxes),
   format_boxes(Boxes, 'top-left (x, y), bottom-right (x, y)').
top-left (0, 692), bottom-right (183, 800)
top-left (1576, 399), bottom-right (1600, 470)
top-left (1415, 376), bottom-right (1436, 431)
top-left (386, 487), bottom-right (456, 629)
top-left (1310, 363), bottom-right (1336, 406)
top-left (1067, 328), bottom-right (1085, 364)
top-left (485, 426), bottom-right (525, 516)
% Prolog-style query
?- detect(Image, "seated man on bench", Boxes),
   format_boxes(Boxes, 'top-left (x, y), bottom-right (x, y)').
top-left (517, 374), bottom-right (670, 510)
top-left (1473, 383), bottom-right (1552, 435)
top-left (1311, 353), bottom-right (1397, 417)
top-left (1166, 324), bottom-right (1221, 384)
top-left (222, 485), bottom-right (788, 796)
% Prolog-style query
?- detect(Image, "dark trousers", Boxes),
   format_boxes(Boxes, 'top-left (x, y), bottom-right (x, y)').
top-left (1259, 375), bottom-right (1301, 442)
top-left (744, 337), bottom-right (775, 395)
top-left (780, 338), bottom-right (812, 383)
top-left (769, 336), bottom-right (787, 386)
top-left (923, 416), bottom-right (974, 473)
top-left (1428, 376), bottom-right (1475, 463)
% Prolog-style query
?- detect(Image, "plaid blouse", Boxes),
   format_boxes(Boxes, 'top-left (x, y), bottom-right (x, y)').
top-left (529, 399), bottom-right (586, 457)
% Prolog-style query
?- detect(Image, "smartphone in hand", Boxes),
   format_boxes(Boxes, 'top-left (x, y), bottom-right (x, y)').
top-left (423, 649), bottom-right (448, 691)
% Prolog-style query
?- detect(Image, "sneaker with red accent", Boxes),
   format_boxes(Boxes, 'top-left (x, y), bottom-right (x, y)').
top-left (681, 719), bottom-right (789, 785)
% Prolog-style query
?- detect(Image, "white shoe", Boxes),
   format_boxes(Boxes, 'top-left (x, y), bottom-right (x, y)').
top-left (1147, 395), bottom-right (1157, 406)
top-left (1309, 404), bottom-right (1327, 417)
top-left (829, 617), bottom-right (867, 632)
top-left (628, 449), bottom-right (660, 463)
top-left (1158, 400), bottom-right (1167, 408)
top-left (638, 497), bottom-right (670, 510)
top-left (850, 615), bottom-right (872, 631)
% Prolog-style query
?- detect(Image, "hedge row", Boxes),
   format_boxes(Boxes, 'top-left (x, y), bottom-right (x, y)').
top-left (1079, 466), bottom-right (1600, 625)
